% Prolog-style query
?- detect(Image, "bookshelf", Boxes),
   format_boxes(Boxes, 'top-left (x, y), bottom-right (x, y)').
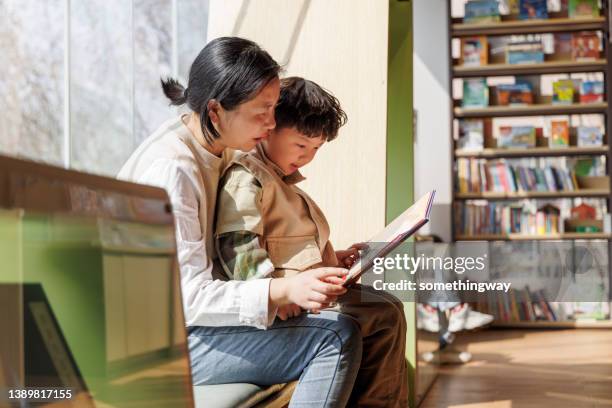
top-left (452, 16), bottom-right (606, 36)
top-left (454, 102), bottom-right (608, 117)
top-left (455, 232), bottom-right (612, 241)
top-left (454, 59), bottom-right (607, 77)
top-left (455, 145), bottom-right (609, 158)
top-left (455, 189), bottom-right (609, 199)
top-left (448, 0), bottom-right (612, 327)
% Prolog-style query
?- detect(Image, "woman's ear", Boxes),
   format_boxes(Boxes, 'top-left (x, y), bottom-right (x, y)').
top-left (207, 99), bottom-right (220, 125)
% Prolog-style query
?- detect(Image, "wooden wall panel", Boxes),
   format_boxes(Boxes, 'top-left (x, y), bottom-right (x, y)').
top-left (208, 0), bottom-right (389, 248)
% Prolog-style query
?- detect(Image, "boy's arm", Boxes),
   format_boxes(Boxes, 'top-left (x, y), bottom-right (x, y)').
top-left (216, 165), bottom-right (274, 280)
top-left (217, 231), bottom-right (274, 280)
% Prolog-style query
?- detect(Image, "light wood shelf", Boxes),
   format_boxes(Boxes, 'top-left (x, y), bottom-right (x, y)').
top-left (454, 102), bottom-right (608, 118)
top-left (455, 232), bottom-right (612, 241)
top-left (455, 145), bottom-right (609, 158)
top-left (454, 189), bottom-right (610, 200)
top-left (454, 59), bottom-right (607, 78)
top-left (452, 16), bottom-right (606, 37)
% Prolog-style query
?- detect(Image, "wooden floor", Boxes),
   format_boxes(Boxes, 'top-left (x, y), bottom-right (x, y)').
top-left (420, 329), bottom-right (612, 408)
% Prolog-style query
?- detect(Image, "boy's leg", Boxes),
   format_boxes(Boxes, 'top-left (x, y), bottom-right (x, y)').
top-left (188, 310), bottom-right (362, 408)
top-left (331, 283), bottom-right (409, 407)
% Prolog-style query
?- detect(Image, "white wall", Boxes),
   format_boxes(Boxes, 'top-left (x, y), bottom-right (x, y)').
top-left (413, 0), bottom-right (453, 242)
top-left (207, 0), bottom-right (390, 249)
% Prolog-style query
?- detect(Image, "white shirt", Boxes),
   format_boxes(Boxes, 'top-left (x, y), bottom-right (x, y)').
top-left (117, 115), bottom-right (275, 329)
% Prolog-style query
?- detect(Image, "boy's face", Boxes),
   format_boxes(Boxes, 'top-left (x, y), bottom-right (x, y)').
top-left (263, 127), bottom-right (326, 175)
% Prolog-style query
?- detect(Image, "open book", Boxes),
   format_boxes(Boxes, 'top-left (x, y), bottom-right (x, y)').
top-left (343, 190), bottom-right (436, 286)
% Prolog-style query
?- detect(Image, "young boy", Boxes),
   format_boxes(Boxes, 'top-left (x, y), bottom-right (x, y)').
top-left (215, 77), bottom-right (408, 406)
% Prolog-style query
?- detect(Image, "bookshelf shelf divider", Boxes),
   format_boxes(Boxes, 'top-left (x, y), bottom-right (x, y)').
top-left (454, 59), bottom-right (607, 77)
top-left (454, 102), bottom-right (608, 118)
top-left (452, 16), bottom-right (606, 37)
top-left (454, 145), bottom-right (609, 158)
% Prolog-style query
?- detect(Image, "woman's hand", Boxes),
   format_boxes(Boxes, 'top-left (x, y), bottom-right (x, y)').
top-left (336, 242), bottom-right (368, 268)
top-left (269, 267), bottom-right (348, 313)
top-left (276, 304), bottom-right (303, 320)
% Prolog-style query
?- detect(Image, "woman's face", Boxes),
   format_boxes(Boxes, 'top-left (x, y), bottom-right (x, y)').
top-left (213, 77), bottom-right (280, 152)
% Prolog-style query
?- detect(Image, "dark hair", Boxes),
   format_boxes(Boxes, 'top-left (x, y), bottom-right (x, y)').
top-left (274, 77), bottom-right (347, 141)
top-left (161, 37), bottom-right (281, 144)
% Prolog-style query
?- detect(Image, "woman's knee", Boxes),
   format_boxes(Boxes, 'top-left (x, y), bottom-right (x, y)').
top-left (327, 313), bottom-right (363, 359)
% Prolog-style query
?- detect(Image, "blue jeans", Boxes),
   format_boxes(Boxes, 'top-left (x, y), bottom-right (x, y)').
top-left (188, 310), bottom-right (363, 408)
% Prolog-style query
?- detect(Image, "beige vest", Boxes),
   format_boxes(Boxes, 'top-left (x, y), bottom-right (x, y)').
top-left (217, 145), bottom-right (338, 276)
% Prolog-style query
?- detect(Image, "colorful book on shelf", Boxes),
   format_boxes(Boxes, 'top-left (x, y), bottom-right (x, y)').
top-left (571, 32), bottom-right (600, 60)
top-left (498, 126), bottom-right (536, 148)
top-left (456, 201), bottom-right (578, 236)
top-left (519, 0), bottom-right (548, 19)
top-left (509, 289), bottom-right (520, 321)
top-left (521, 289), bottom-right (534, 321)
top-left (461, 36), bottom-right (488, 67)
top-left (554, 33), bottom-right (572, 57)
top-left (574, 157), bottom-right (596, 176)
top-left (571, 202), bottom-right (597, 219)
top-left (458, 119), bottom-right (485, 151)
top-left (577, 126), bottom-right (604, 146)
top-left (462, 78), bottom-right (489, 107)
top-left (496, 83), bottom-right (533, 105)
top-left (506, 41), bottom-right (544, 64)
top-left (455, 158), bottom-right (583, 195)
top-left (464, 0), bottom-right (501, 23)
top-left (550, 120), bottom-right (569, 148)
top-left (552, 79), bottom-right (576, 104)
top-left (526, 286), bottom-right (546, 320)
top-left (568, 0), bottom-right (599, 18)
top-left (498, 0), bottom-right (520, 15)
top-left (579, 81), bottom-right (604, 103)
top-left (537, 204), bottom-right (560, 234)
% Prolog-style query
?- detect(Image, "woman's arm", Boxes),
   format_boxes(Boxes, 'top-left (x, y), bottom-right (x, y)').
top-left (137, 158), bottom-right (277, 329)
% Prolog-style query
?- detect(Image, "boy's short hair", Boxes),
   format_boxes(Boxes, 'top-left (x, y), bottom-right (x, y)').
top-left (275, 77), bottom-right (347, 141)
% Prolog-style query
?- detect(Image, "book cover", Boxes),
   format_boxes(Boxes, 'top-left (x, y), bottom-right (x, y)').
top-left (519, 0), bottom-right (548, 19)
top-left (571, 32), bottom-right (600, 60)
top-left (554, 33), bottom-right (572, 58)
top-left (461, 36), bottom-right (488, 66)
top-left (579, 81), bottom-right (604, 103)
top-left (552, 79), bottom-right (575, 104)
top-left (499, 0), bottom-right (520, 14)
top-left (550, 120), bottom-right (569, 147)
top-left (462, 78), bottom-right (489, 107)
top-left (464, 0), bottom-right (501, 23)
top-left (506, 41), bottom-right (545, 64)
top-left (458, 119), bottom-right (485, 151)
top-left (496, 82), bottom-right (533, 105)
top-left (568, 0), bottom-right (599, 18)
top-left (498, 126), bottom-right (536, 148)
top-left (577, 126), bottom-right (603, 146)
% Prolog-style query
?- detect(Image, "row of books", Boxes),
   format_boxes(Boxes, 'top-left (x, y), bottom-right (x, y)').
top-left (460, 32), bottom-right (600, 67)
top-left (469, 287), bottom-right (592, 322)
top-left (455, 199), bottom-right (608, 235)
top-left (455, 201), bottom-right (563, 235)
top-left (464, 0), bottom-right (599, 24)
top-left (456, 158), bottom-right (581, 193)
top-left (457, 120), bottom-right (605, 151)
top-left (462, 77), bottom-right (604, 107)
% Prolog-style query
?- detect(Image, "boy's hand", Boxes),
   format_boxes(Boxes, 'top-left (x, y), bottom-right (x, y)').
top-left (336, 242), bottom-right (368, 268)
top-left (276, 304), bottom-right (303, 321)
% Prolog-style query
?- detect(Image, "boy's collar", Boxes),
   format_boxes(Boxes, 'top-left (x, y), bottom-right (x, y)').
top-left (255, 144), bottom-right (306, 185)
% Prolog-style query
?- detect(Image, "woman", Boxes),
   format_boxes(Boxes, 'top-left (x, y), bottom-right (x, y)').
top-left (118, 37), bottom-right (361, 407)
